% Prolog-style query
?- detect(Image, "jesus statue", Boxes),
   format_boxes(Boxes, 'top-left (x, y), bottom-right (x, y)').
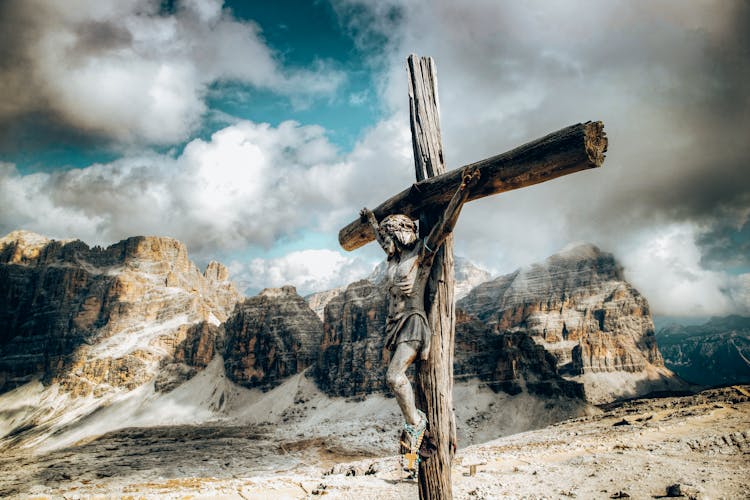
top-left (360, 167), bottom-right (480, 472)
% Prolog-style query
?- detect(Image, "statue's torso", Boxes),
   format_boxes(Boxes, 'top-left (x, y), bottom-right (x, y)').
top-left (386, 244), bottom-right (428, 317)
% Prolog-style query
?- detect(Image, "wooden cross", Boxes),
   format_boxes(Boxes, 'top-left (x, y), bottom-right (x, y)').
top-left (338, 55), bottom-right (607, 499)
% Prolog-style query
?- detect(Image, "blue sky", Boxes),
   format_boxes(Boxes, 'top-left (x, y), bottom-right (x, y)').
top-left (0, 0), bottom-right (748, 316)
top-left (5, 0), bottom-right (380, 171)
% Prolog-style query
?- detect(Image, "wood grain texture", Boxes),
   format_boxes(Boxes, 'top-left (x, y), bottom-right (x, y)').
top-left (407, 54), bottom-right (455, 500)
top-left (338, 120), bottom-right (607, 251)
top-left (408, 55), bottom-right (444, 182)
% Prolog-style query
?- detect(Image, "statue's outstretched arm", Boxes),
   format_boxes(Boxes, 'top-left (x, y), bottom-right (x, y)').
top-left (360, 208), bottom-right (395, 255)
top-left (422, 168), bottom-right (480, 257)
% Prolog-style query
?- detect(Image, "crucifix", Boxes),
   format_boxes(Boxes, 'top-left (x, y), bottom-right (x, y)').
top-left (339, 55), bottom-right (608, 499)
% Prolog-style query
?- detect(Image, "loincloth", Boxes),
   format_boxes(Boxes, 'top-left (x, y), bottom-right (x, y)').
top-left (385, 310), bottom-right (431, 361)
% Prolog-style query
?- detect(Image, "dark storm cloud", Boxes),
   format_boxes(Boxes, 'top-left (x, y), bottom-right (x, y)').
top-left (0, 1), bottom-right (45, 120)
top-left (697, 219), bottom-right (750, 271)
top-left (72, 21), bottom-right (135, 56)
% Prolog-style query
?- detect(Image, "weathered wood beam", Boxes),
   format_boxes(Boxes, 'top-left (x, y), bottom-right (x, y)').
top-left (338, 120), bottom-right (607, 251)
top-left (407, 54), bottom-right (455, 500)
top-left (408, 54), bottom-right (444, 182)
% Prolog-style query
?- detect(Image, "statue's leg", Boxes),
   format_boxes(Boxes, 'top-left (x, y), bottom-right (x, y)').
top-left (387, 341), bottom-right (420, 425)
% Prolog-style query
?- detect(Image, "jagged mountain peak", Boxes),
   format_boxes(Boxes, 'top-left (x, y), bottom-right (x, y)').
top-left (463, 244), bottom-right (625, 318)
top-left (457, 243), bottom-right (682, 403)
top-left (0, 231), bottom-right (193, 270)
top-left (0, 231), bottom-right (241, 396)
top-left (555, 241), bottom-right (604, 259)
top-left (204, 260), bottom-right (230, 282)
top-left (258, 285), bottom-right (299, 298)
top-left (1, 229), bottom-right (54, 246)
top-left (0, 230), bottom-right (65, 264)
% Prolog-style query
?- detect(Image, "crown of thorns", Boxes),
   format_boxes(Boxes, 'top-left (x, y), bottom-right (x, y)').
top-left (381, 214), bottom-right (417, 233)
top-left (380, 214), bottom-right (418, 247)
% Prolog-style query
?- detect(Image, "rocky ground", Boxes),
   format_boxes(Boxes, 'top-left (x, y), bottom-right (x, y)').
top-left (1, 385), bottom-right (747, 499)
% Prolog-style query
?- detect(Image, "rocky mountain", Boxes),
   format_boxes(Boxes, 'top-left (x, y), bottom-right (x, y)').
top-left (315, 279), bottom-right (390, 396)
top-left (224, 286), bottom-right (323, 390)
top-left (0, 230), bottom-right (239, 396)
top-left (0, 230), bottom-right (681, 457)
top-left (457, 243), bottom-right (683, 403)
top-left (656, 315), bottom-right (750, 386)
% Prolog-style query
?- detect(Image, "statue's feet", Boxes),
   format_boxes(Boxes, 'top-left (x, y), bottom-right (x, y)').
top-left (400, 410), bottom-right (427, 473)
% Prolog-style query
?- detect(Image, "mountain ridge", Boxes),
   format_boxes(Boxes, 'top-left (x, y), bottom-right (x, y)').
top-left (0, 231), bottom-right (684, 454)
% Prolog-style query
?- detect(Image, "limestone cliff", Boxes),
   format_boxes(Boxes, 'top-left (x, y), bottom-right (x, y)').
top-left (0, 230), bottom-right (240, 396)
top-left (224, 286), bottom-right (323, 390)
top-left (459, 243), bottom-right (683, 403)
top-left (305, 286), bottom-right (346, 321)
top-left (315, 279), bottom-right (390, 396)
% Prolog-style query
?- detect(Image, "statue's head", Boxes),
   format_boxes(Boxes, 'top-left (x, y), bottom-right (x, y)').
top-left (380, 214), bottom-right (418, 253)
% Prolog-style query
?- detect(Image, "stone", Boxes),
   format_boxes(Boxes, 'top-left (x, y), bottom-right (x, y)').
top-left (458, 243), bottom-right (683, 403)
top-left (223, 286), bottom-right (323, 390)
top-left (0, 230), bottom-right (240, 396)
top-left (305, 286), bottom-right (346, 321)
top-left (155, 321), bottom-right (224, 393)
top-left (314, 279), bottom-right (390, 396)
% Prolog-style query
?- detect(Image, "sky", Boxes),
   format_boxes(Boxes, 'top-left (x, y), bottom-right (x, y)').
top-left (0, 0), bottom-right (748, 317)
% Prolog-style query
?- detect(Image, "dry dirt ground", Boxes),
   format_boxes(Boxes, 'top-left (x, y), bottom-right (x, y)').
top-left (1, 386), bottom-right (748, 499)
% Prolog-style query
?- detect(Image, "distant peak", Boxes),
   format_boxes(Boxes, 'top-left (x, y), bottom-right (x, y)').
top-left (0, 229), bottom-right (52, 247)
top-left (0, 230), bottom-right (61, 264)
top-left (259, 285), bottom-right (298, 298)
top-left (204, 261), bottom-right (229, 282)
top-left (554, 242), bottom-right (603, 259)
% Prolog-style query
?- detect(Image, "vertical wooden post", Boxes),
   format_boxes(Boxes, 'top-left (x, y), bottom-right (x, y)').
top-left (407, 54), bottom-right (455, 500)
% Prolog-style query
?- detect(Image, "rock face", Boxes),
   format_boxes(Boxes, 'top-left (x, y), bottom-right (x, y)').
top-left (0, 230), bottom-right (240, 396)
top-left (458, 244), bottom-right (681, 403)
top-left (315, 280), bottom-right (390, 396)
top-left (454, 309), bottom-right (584, 399)
top-left (305, 286), bottom-right (346, 321)
top-left (224, 286), bottom-right (323, 390)
top-left (453, 256), bottom-right (493, 300)
top-left (657, 315), bottom-right (750, 386)
top-left (154, 321), bottom-right (224, 393)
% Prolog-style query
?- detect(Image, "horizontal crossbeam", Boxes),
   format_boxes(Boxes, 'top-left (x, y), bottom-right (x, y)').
top-left (339, 121), bottom-right (607, 251)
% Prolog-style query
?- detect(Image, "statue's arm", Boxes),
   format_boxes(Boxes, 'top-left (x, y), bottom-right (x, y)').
top-left (422, 168), bottom-right (480, 257)
top-left (360, 208), bottom-right (395, 254)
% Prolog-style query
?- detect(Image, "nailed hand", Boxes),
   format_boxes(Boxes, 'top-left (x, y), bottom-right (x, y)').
top-left (460, 167), bottom-right (481, 190)
top-left (360, 207), bottom-right (376, 224)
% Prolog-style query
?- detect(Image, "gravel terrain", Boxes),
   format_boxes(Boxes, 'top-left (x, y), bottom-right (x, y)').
top-left (1, 385), bottom-right (747, 499)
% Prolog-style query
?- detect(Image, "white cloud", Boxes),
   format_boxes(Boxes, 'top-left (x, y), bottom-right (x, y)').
top-left (0, 0), bottom-right (345, 145)
top-left (234, 249), bottom-right (376, 296)
top-left (0, 115), bottom-right (414, 261)
top-left (619, 224), bottom-right (748, 317)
